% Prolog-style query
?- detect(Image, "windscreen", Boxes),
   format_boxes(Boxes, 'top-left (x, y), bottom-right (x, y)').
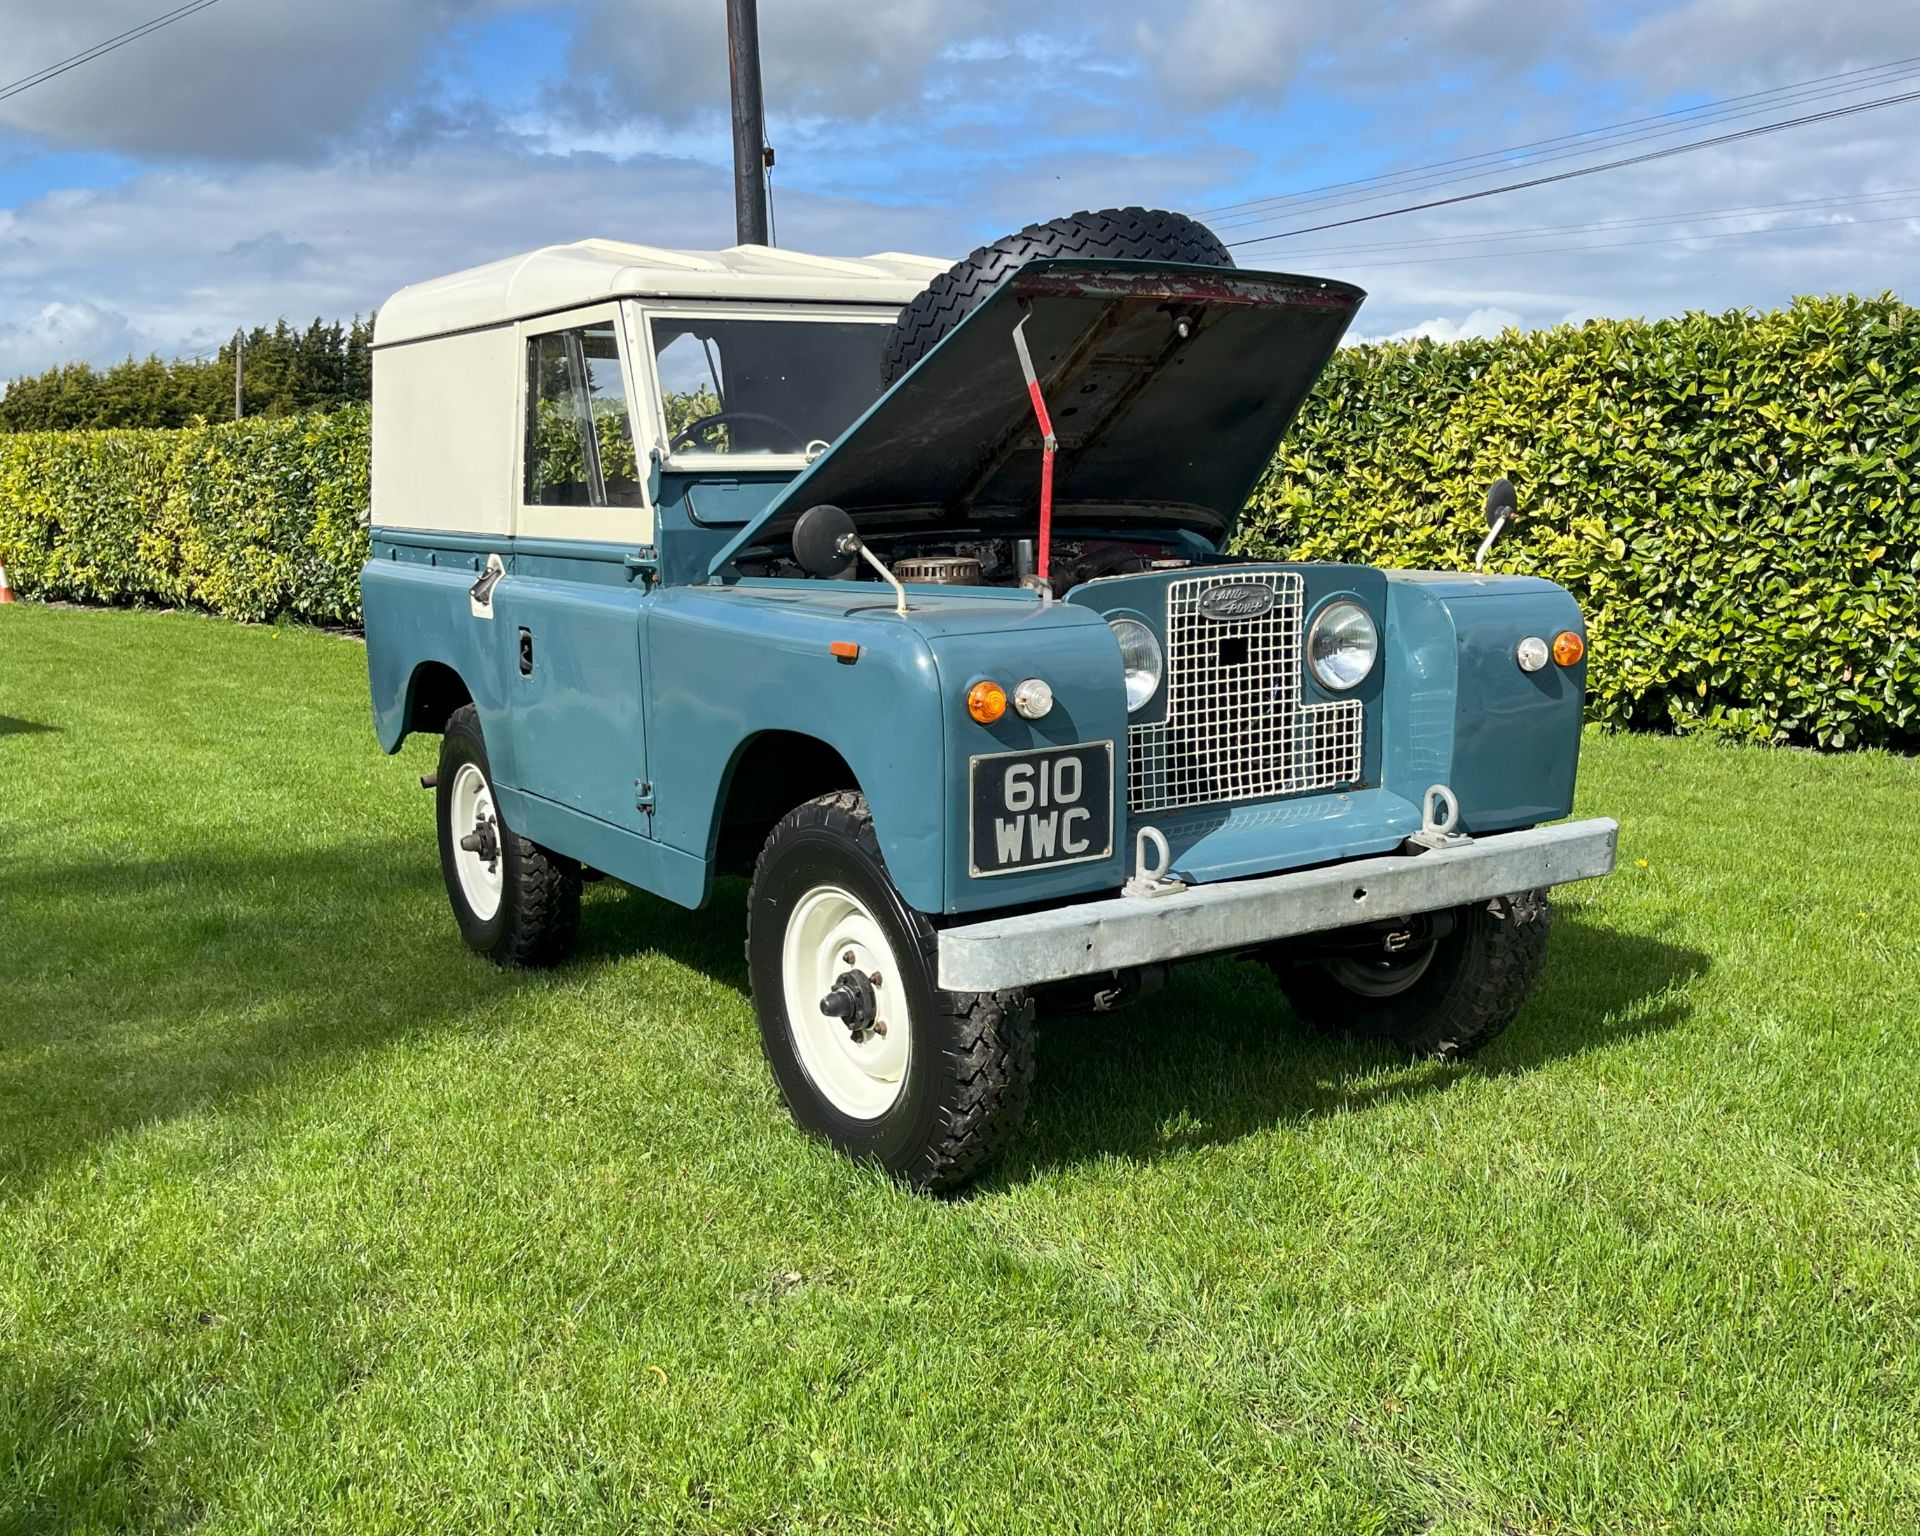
top-left (651, 315), bottom-right (890, 456)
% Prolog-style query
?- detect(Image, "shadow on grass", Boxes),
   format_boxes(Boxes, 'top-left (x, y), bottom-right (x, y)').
top-left (581, 880), bottom-right (1706, 1187)
top-left (0, 841), bottom-right (637, 1199)
top-left (986, 912), bottom-right (1709, 1185)
top-left (0, 716), bottom-right (61, 736)
top-left (1, 836), bottom-right (1704, 1199)
top-left (580, 874), bottom-right (752, 989)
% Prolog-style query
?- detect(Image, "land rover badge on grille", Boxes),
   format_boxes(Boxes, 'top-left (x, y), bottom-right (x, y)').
top-left (1197, 583), bottom-right (1276, 621)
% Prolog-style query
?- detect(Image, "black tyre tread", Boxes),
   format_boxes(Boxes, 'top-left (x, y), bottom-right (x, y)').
top-left (492, 821), bottom-right (582, 967)
top-left (920, 985), bottom-right (1035, 1193)
top-left (880, 206), bottom-right (1233, 385)
top-left (747, 790), bottom-right (1035, 1193)
top-left (440, 705), bottom-right (581, 969)
top-left (1275, 892), bottom-right (1551, 1060)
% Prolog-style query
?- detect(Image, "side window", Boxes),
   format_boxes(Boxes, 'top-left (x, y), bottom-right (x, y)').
top-left (524, 322), bottom-right (642, 507)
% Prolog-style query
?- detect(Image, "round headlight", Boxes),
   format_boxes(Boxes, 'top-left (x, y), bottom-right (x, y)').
top-left (1307, 601), bottom-right (1379, 692)
top-left (1107, 617), bottom-right (1163, 712)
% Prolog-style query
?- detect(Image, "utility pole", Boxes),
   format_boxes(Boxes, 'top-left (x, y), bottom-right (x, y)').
top-left (234, 328), bottom-right (245, 420)
top-left (725, 0), bottom-right (771, 246)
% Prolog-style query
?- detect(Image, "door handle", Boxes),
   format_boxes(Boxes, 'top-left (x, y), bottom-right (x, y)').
top-left (468, 552), bottom-right (505, 617)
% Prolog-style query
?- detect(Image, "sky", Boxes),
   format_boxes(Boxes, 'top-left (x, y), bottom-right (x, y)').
top-left (2, 0), bottom-right (1919, 379)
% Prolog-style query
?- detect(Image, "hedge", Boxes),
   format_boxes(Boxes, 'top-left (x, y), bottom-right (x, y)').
top-left (0, 406), bottom-right (370, 626)
top-left (1241, 293), bottom-right (1920, 749)
top-left (3, 295), bottom-right (1917, 749)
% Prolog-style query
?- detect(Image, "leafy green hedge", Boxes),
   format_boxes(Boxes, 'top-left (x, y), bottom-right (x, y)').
top-left (3, 296), bottom-right (1916, 748)
top-left (1241, 293), bottom-right (1920, 749)
top-left (0, 406), bottom-right (369, 626)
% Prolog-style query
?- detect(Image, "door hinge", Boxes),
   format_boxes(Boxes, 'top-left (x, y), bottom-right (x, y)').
top-left (635, 779), bottom-right (654, 813)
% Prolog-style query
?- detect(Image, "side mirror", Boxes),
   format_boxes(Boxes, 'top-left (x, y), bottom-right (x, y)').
top-left (792, 503), bottom-right (858, 578)
top-left (1475, 477), bottom-right (1519, 570)
top-left (1484, 477), bottom-right (1517, 530)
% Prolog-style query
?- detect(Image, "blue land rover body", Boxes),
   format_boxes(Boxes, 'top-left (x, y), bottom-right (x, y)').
top-left (363, 227), bottom-right (1616, 1190)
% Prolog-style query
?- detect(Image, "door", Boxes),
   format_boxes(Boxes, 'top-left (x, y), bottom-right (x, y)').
top-left (491, 307), bottom-right (655, 835)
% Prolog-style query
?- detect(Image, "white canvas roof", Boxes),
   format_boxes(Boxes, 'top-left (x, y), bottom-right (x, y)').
top-left (374, 239), bottom-right (950, 346)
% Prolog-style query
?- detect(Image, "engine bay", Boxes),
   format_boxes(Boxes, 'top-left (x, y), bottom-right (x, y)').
top-left (746, 532), bottom-right (1209, 596)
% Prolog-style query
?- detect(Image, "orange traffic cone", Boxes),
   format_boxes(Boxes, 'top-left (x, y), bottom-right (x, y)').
top-left (0, 563), bottom-right (13, 604)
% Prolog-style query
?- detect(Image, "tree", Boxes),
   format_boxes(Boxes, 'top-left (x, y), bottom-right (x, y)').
top-left (0, 313), bottom-right (379, 431)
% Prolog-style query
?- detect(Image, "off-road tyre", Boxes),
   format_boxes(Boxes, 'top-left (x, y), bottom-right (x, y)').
top-left (880, 206), bottom-right (1234, 385)
top-left (1269, 892), bottom-right (1552, 1060)
top-left (436, 704), bottom-right (582, 968)
top-left (746, 791), bottom-right (1035, 1193)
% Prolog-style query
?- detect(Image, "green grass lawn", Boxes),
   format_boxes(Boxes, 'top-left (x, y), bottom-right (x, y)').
top-left (3, 603), bottom-right (1917, 1535)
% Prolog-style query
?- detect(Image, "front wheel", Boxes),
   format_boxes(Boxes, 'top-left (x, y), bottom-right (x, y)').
top-left (1267, 891), bottom-right (1551, 1059)
top-left (746, 791), bottom-right (1034, 1192)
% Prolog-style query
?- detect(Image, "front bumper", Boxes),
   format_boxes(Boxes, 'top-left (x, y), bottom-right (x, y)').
top-left (936, 817), bottom-right (1618, 991)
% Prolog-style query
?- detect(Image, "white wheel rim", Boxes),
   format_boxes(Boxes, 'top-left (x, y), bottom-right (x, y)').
top-left (449, 761), bottom-right (504, 921)
top-left (781, 883), bottom-right (912, 1120)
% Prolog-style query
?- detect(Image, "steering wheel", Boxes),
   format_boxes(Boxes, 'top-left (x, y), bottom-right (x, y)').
top-left (671, 410), bottom-right (804, 453)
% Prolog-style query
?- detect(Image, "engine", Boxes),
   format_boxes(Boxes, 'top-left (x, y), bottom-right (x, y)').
top-left (857, 534), bottom-right (1200, 595)
top-left (742, 518), bottom-right (1215, 595)
top-left (891, 554), bottom-right (985, 586)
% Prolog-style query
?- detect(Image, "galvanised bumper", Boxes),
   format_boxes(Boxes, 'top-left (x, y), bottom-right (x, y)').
top-left (936, 817), bottom-right (1618, 991)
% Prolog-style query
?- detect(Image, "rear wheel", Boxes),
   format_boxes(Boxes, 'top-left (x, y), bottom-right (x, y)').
top-left (880, 206), bottom-right (1233, 385)
top-left (436, 705), bottom-right (581, 967)
top-left (1267, 892), bottom-right (1551, 1059)
top-left (747, 791), bottom-right (1033, 1192)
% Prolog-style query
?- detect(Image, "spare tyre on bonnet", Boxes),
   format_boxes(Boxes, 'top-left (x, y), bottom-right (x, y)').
top-left (880, 206), bottom-right (1234, 383)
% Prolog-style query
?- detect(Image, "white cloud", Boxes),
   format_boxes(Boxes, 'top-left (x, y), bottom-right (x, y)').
top-left (563, 0), bottom-right (994, 124)
top-left (0, 0), bottom-right (509, 160)
top-left (557, 0), bottom-right (1583, 137)
top-left (1129, 1), bottom-right (1317, 111)
top-left (3, 0), bottom-right (1920, 378)
top-left (0, 145), bottom-right (961, 377)
top-left (1235, 88), bottom-right (1920, 338)
top-left (1611, 0), bottom-right (1920, 88)
top-left (1358, 305), bottom-right (1525, 345)
top-left (0, 300), bottom-right (148, 378)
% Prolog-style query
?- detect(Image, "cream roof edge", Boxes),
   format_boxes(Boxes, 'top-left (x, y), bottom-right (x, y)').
top-left (373, 240), bottom-right (951, 347)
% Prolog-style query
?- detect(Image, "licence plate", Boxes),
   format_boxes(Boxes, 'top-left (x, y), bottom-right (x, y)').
top-left (968, 742), bottom-right (1114, 877)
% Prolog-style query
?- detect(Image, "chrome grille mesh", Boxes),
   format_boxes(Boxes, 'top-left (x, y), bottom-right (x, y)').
top-left (1126, 571), bottom-right (1364, 815)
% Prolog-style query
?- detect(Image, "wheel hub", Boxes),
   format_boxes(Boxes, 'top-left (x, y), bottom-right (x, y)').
top-left (819, 968), bottom-right (881, 1040)
top-left (1325, 941), bottom-right (1437, 998)
top-left (459, 814), bottom-right (500, 871)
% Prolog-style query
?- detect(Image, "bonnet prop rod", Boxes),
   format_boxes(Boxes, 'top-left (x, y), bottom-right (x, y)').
top-left (1010, 313), bottom-right (1056, 585)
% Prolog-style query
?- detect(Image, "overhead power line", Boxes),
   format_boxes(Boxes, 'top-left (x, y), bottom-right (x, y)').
top-left (1329, 208), bottom-right (1920, 273)
top-left (1272, 186), bottom-right (1920, 261)
top-left (0, 1), bottom-right (224, 105)
top-left (1199, 53), bottom-right (1920, 225)
top-left (1225, 86), bottom-right (1920, 249)
top-left (1210, 62), bottom-right (1920, 238)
